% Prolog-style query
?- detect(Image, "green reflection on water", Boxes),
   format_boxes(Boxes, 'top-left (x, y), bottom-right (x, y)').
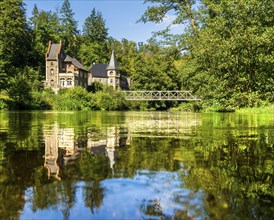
top-left (0, 111), bottom-right (273, 219)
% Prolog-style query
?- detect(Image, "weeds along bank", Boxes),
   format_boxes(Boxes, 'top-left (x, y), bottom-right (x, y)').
top-left (0, 86), bottom-right (167, 111)
top-left (0, 86), bottom-right (273, 112)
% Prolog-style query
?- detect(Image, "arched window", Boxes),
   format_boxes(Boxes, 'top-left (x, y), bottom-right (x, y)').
top-left (60, 78), bottom-right (65, 87)
top-left (67, 78), bottom-right (72, 86)
top-left (109, 71), bottom-right (113, 75)
top-left (50, 80), bottom-right (54, 86)
top-left (50, 69), bottom-right (54, 75)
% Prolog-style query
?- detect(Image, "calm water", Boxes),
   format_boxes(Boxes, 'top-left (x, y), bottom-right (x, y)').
top-left (0, 111), bottom-right (273, 219)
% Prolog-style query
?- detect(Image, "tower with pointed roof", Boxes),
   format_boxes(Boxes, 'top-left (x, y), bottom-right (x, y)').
top-left (106, 50), bottom-right (120, 90)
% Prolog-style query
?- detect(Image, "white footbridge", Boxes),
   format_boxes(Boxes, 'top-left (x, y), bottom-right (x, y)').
top-left (122, 91), bottom-right (201, 101)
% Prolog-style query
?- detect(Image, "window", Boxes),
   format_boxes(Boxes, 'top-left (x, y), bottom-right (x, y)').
top-left (51, 62), bottom-right (54, 66)
top-left (116, 79), bottom-right (119, 84)
top-left (109, 71), bottom-right (113, 75)
top-left (50, 80), bottom-right (54, 86)
top-left (50, 69), bottom-right (54, 75)
top-left (60, 78), bottom-right (65, 87)
top-left (67, 78), bottom-right (72, 86)
top-left (110, 79), bottom-right (113, 84)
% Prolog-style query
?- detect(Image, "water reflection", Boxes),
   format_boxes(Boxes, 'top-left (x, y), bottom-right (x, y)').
top-left (0, 111), bottom-right (273, 219)
top-left (43, 122), bottom-right (131, 180)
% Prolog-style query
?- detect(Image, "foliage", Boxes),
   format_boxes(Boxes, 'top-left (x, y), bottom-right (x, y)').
top-left (236, 104), bottom-right (274, 114)
top-left (39, 86), bottom-right (128, 111)
top-left (79, 8), bottom-right (109, 68)
top-left (139, 0), bottom-right (199, 35)
top-left (59, 0), bottom-right (79, 57)
top-left (5, 73), bottom-right (33, 110)
top-left (0, 0), bottom-right (30, 90)
top-left (170, 102), bottom-right (201, 112)
top-left (0, 0), bottom-right (273, 111)
top-left (29, 6), bottom-right (61, 73)
top-left (190, 0), bottom-right (274, 109)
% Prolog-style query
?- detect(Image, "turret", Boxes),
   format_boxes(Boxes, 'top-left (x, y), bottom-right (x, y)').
top-left (107, 50), bottom-right (120, 90)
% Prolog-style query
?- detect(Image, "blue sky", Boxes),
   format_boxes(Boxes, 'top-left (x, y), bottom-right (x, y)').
top-left (23, 0), bottom-right (183, 43)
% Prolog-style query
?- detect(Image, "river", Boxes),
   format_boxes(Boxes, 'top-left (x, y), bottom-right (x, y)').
top-left (0, 111), bottom-right (273, 219)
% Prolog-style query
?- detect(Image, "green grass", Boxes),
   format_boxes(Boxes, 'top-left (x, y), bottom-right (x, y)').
top-left (236, 104), bottom-right (274, 114)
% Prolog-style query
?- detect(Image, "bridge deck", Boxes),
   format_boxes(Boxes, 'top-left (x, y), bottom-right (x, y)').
top-left (122, 91), bottom-right (201, 101)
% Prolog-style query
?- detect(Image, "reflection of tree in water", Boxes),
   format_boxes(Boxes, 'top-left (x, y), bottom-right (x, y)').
top-left (0, 184), bottom-right (25, 220)
top-left (181, 129), bottom-right (274, 220)
top-left (8, 112), bottom-right (32, 141)
top-left (84, 181), bottom-right (104, 214)
top-left (79, 152), bottom-right (109, 212)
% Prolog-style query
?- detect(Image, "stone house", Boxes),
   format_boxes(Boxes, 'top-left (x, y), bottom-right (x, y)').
top-left (45, 41), bottom-right (89, 93)
top-left (89, 50), bottom-right (130, 90)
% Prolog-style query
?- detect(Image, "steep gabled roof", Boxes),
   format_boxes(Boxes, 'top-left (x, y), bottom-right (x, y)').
top-left (106, 50), bottom-right (119, 70)
top-left (63, 55), bottom-right (88, 71)
top-left (47, 43), bottom-right (62, 60)
top-left (90, 63), bottom-right (108, 78)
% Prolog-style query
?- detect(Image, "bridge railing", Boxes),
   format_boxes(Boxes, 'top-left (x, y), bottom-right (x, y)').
top-left (122, 91), bottom-right (201, 101)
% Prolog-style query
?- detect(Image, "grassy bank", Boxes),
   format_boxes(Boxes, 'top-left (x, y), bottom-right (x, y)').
top-left (235, 104), bottom-right (274, 114)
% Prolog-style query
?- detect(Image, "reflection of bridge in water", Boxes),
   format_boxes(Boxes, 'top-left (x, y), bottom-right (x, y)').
top-left (122, 91), bottom-right (201, 101)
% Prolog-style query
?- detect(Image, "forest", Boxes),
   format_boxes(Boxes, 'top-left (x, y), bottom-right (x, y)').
top-left (0, 0), bottom-right (273, 111)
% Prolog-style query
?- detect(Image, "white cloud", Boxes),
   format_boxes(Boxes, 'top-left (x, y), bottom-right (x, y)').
top-left (157, 14), bottom-right (180, 29)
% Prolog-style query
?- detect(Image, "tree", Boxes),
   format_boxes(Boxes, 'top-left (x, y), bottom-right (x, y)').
top-left (29, 5), bottom-right (61, 73)
top-left (139, 0), bottom-right (199, 36)
top-left (82, 8), bottom-right (108, 43)
top-left (59, 0), bottom-right (79, 57)
top-left (191, 0), bottom-right (274, 108)
top-left (107, 38), bottom-right (140, 77)
top-left (132, 44), bottom-right (180, 91)
top-left (79, 8), bottom-right (109, 68)
top-left (0, 0), bottom-right (30, 89)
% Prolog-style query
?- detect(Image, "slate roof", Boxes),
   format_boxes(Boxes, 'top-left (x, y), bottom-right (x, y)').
top-left (106, 50), bottom-right (119, 70)
top-left (90, 63), bottom-right (108, 78)
top-left (63, 55), bottom-right (88, 71)
top-left (47, 44), bottom-right (61, 60)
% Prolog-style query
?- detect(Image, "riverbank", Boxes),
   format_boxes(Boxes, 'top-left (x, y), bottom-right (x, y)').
top-left (170, 102), bottom-right (274, 114)
top-left (1, 87), bottom-right (273, 113)
top-left (235, 104), bottom-right (274, 114)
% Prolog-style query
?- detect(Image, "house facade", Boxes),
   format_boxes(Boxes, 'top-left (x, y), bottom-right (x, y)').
top-left (45, 41), bottom-right (89, 93)
top-left (89, 51), bottom-right (130, 90)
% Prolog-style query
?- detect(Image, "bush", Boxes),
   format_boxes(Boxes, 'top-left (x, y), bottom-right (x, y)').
top-left (6, 74), bottom-right (33, 110)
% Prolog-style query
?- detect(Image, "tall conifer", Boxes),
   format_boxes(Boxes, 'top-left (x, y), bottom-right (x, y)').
top-left (60, 0), bottom-right (79, 57)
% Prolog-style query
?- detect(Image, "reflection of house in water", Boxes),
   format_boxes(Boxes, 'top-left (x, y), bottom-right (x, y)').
top-left (43, 123), bottom-right (82, 180)
top-left (88, 127), bottom-right (130, 171)
top-left (44, 123), bottom-right (131, 177)
top-left (44, 123), bottom-right (61, 180)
